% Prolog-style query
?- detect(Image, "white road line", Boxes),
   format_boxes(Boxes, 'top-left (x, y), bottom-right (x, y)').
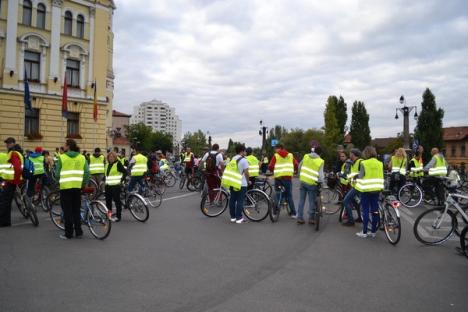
top-left (401, 207), bottom-right (414, 216)
top-left (399, 208), bottom-right (415, 226)
top-left (162, 192), bottom-right (198, 202)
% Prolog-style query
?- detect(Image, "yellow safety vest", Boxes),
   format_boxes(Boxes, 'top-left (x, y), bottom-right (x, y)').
top-left (428, 155), bottom-right (447, 176)
top-left (340, 162), bottom-right (349, 185)
top-left (391, 156), bottom-right (407, 175)
top-left (131, 154), bottom-right (148, 177)
top-left (349, 159), bottom-right (362, 188)
top-left (409, 158), bottom-right (424, 178)
top-left (299, 154), bottom-right (323, 186)
top-left (105, 162), bottom-right (123, 186)
top-left (273, 153), bottom-right (294, 178)
top-left (160, 159), bottom-right (170, 171)
top-left (0, 152), bottom-right (9, 180)
top-left (183, 152), bottom-right (193, 163)
top-left (263, 157), bottom-right (269, 164)
top-left (30, 155), bottom-right (45, 175)
top-left (355, 158), bottom-right (384, 193)
top-left (89, 155), bottom-right (105, 174)
top-left (246, 155), bottom-right (259, 177)
top-left (59, 154), bottom-right (86, 190)
top-left (4, 151), bottom-right (24, 181)
top-left (221, 158), bottom-right (243, 191)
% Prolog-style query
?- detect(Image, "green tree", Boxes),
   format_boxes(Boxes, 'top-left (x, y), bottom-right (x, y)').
top-left (336, 95), bottom-right (348, 137)
top-left (227, 139), bottom-right (245, 156)
top-left (323, 96), bottom-right (341, 147)
top-left (414, 88), bottom-right (444, 162)
top-left (152, 131), bottom-right (173, 153)
top-left (182, 130), bottom-right (207, 157)
top-left (265, 125), bottom-right (288, 156)
top-left (125, 123), bottom-right (174, 153)
top-left (349, 101), bottom-right (371, 149)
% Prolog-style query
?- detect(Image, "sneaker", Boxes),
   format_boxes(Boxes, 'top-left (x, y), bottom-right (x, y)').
top-left (59, 234), bottom-right (71, 240)
top-left (342, 222), bottom-right (355, 227)
top-left (308, 219), bottom-right (315, 225)
top-left (236, 218), bottom-right (247, 224)
top-left (297, 219), bottom-right (305, 225)
top-left (368, 232), bottom-right (377, 238)
top-left (355, 231), bottom-right (368, 238)
top-left (290, 214), bottom-right (298, 219)
top-left (107, 211), bottom-right (113, 219)
top-left (230, 218), bottom-right (236, 223)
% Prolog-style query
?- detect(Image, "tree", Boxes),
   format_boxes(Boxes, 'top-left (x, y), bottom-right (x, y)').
top-left (414, 88), bottom-right (444, 162)
top-left (349, 101), bottom-right (371, 149)
top-left (226, 139), bottom-right (245, 156)
top-left (182, 130), bottom-right (207, 157)
top-left (152, 131), bottom-right (173, 153)
top-left (336, 95), bottom-right (348, 137)
top-left (323, 96), bottom-right (341, 147)
top-left (265, 125), bottom-right (288, 156)
top-left (125, 123), bottom-right (173, 153)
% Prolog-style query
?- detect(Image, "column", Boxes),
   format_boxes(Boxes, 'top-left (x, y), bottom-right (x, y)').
top-left (49, 0), bottom-right (63, 82)
top-left (4, 0), bottom-right (19, 87)
top-left (88, 7), bottom-right (95, 86)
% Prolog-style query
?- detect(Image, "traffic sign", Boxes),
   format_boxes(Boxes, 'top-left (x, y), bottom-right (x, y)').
top-left (271, 139), bottom-right (278, 147)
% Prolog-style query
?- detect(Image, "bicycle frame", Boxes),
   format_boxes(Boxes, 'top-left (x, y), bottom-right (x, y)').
top-left (437, 193), bottom-right (468, 228)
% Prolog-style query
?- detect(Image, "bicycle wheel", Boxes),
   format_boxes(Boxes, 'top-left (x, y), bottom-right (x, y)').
top-left (398, 183), bottom-right (423, 208)
top-left (269, 201), bottom-right (280, 222)
top-left (24, 196), bottom-right (39, 226)
top-left (453, 206), bottom-right (468, 236)
top-left (15, 188), bottom-right (29, 218)
top-left (200, 188), bottom-right (228, 217)
top-left (413, 207), bottom-right (455, 245)
top-left (145, 184), bottom-right (163, 208)
top-left (243, 189), bottom-right (270, 222)
top-left (87, 200), bottom-right (112, 240)
top-left (85, 179), bottom-right (99, 200)
top-left (153, 177), bottom-right (167, 195)
top-left (40, 185), bottom-right (51, 212)
top-left (48, 191), bottom-right (65, 230)
top-left (383, 204), bottom-right (401, 245)
top-left (179, 175), bottom-right (186, 190)
top-left (164, 173), bottom-right (176, 187)
top-left (262, 182), bottom-right (273, 197)
top-left (460, 225), bottom-right (468, 258)
top-left (187, 177), bottom-right (201, 192)
top-left (315, 196), bottom-right (322, 231)
top-left (321, 188), bottom-right (341, 215)
top-left (127, 194), bottom-right (150, 222)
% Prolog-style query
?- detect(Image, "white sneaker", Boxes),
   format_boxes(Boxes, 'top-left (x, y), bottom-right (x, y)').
top-left (356, 231), bottom-right (368, 238)
top-left (290, 214), bottom-right (298, 219)
top-left (230, 218), bottom-right (236, 223)
top-left (236, 218), bottom-right (247, 224)
top-left (368, 232), bottom-right (377, 238)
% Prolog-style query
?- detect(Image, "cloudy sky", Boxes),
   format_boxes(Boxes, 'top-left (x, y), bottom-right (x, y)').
top-left (112, 0), bottom-right (468, 147)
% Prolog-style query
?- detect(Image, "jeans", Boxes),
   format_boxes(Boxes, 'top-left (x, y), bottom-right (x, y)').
top-left (60, 188), bottom-right (83, 238)
top-left (275, 179), bottom-right (296, 215)
top-left (297, 183), bottom-right (317, 220)
top-left (0, 183), bottom-right (16, 226)
top-left (343, 188), bottom-right (361, 223)
top-left (361, 192), bottom-right (380, 234)
top-left (229, 186), bottom-right (247, 220)
top-left (128, 176), bottom-right (145, 193)
top-left (105, 185), bottom-right (122, 219)
top-left (27, 174), bottom-right (44, 197)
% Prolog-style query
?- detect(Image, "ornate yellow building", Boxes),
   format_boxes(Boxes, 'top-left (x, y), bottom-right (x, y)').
top-left (0, 0), bottom-right (115, 151)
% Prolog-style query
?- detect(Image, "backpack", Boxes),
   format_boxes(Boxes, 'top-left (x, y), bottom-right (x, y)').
top-left (205, 152), bottom-right (219, 173)
top-left (23, 157), bottom-right (35, 179)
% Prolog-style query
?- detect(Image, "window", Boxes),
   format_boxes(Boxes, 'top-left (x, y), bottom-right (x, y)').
top-left (64, 11), bottom-right (72, 35)
top-left (66, 59), bottom-right (80, 88)
top-left (24, 108), bottom-right (40, 136)
top-left (67, 112), bottom-right (80, 137)
top-left (37, 3), bottom-right (46, 29)
top-left (462, 145), bottom-right (466, 157)
top-left (451, 145), bottom-right (456, 157)
top-left (23, 0), bottom-right (32, 26)
top-left (24, 51), bottom-right (40, 82)
top-left (76, 15), bottom-right (84, 38)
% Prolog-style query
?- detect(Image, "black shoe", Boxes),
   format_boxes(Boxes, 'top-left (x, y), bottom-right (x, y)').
top-left (342, 222), bottom-right (355, 227)
top-left (355, 218), bottom-right (363, 223)
top-left (75, 234), bottom-right (83, 239)
top-left (59, 234), bottom-right (71, 240)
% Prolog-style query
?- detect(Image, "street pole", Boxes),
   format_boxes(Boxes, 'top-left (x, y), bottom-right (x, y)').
top-left (208, 135), bottom-right (212, 149)
top-left (259, 120), bottom-right (267, 156)
top-left (395, 95), bottom-right (418, 150)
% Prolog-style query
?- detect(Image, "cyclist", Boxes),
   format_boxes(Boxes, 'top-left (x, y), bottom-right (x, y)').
top-left (104, 151), bottom-right (127, 222)
top-left (268, 143), bottom-right (298, 218)
top-left (297, 145), bottom-right (324, 225)
top-left (342, 148), bottom-right (363, 226)
top-left (408, 148), bottom-right (424, 183)
top-left (354, 146), bottom-right (384, 238)
top-left (55, 139), bottom-right (89, 239)
top-left (89, 148), bottom-right (106, 185)
top-left (388, 148), bottom-right (407, 195)
top-left (423, 147), bottom-right (448, 204)
top-left (158, 151), bottom-right (171, 174)
top-left (221, 144), bottom-right (250, 224)
top-left (261, 155), bottom-right (269, 174)
top-left (182, 147), bottom-right (195, 181)
top-left (245, 147), bottom-right (260, 189)
top-left (27, 146), bottom-right (46, 201)
top-left (337, 151), bottom-right (352, 190)
top-left (128, 146), bottom-right (148, 193)
top-left (201, 144), bottom-right (224, 200)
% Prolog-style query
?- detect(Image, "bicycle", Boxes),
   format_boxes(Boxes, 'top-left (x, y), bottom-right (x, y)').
top-left (320, 172), bottom-right (344, 215)
top-left (459, 225), bottom-right (468, 258)
top-left (314, 185), bottom-right (324, 231)
top-left (253, 176), bottom-right (273, 197)
top-left (200, 186), bottom-right (270, 222)
top-left (7, 180), bottom-right (39, 226)
top-left (338, 191), bottom-right (362, 224)
top-left (269, 180), bottom-right (294, 222)
top-left (413, 188), bottom-right (468, 245)
top-left (47, 188), bottom-right (111, 239)
top-left (30, 176), bottom-right (52, 212)
top-left (127, 176), bottom-right (162, 209)
top-left (377, 190), bottom-right (402, 245)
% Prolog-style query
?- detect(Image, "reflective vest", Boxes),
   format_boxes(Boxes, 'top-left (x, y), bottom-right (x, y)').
top-left (409, 158), bottom-right (424, 178)
top-left (348, 158), bottom-right (362, 188)
top-left (160, 159), bottom-right (170, 171)
top-left (105, 162), bottom-right (123, 186)
top-left (183, 152), bottom-right (193, 163)
top-left (89, 155), bottom-right (105, 174)
top-left (118, 156), bottom-right (126, 167)
top-left (340, 162), bottom-right (349, 185)
top-left (131, 154), bottom-right (148, 177)
top-left (221, 158), bottom-right (243, 191)
top-left (0, 152), bottom-right (9, 180)
top-left (30, 155), bottom-right (45, 175)
top-left (246, 155), bottom-right (259, 177)
top-left (299, 154), bottom-right (323, 186)
top-left (428, 155), bottom-right (447, 176)
top-left (263, 157), bottom-right (269, 164)
top-left (4, 151), bottom-right (24, 181)
top-left (391, 156), bottom-right (407, 175)
top-left (355, 158), bottom-right (384, 193)
top-left (273, 153), bottom-right (294, 178)
top-left (53, 152), bottom-right (59, 162)
top-left (59, 154), bottom-right (86, 190)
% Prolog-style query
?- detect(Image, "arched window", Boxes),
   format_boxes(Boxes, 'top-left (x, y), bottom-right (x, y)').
top-left (64, 11), bottom-right (73, 35)
top-left (37, 3), bottom-right (46, 29)
top-left (76, 15), bottom-right (84, 38)
top-left (23, 0), bottom-right (32, 26)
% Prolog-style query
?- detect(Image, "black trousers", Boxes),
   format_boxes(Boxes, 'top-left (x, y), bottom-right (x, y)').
top-left (60, 189), bottom-right (83, 238)
top-left (105, 185), bottom-right (122, 218)
top-left (0, 183), bottom-right (16, 227)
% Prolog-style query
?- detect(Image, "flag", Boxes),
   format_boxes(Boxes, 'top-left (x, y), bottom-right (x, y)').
top-left (93, 80), bottom-right (98, 122)
top-left (24, 70), bottom-right (32, 111)
top-left (62, 76), bottom-right (68, 118)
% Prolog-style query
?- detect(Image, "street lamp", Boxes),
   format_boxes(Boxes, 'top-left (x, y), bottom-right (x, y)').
top-left (207, 131), bottom-right (212, 149)
top-left (259, 120), bottom-right (268, 155)
top-left (394, 95), bottom-right (418, 149)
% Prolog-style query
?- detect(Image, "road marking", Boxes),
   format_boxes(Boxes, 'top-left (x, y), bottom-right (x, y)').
top-left (162, 192), bottom-right (198, 202)
top-left (401, 207), bottom-right (414, 216)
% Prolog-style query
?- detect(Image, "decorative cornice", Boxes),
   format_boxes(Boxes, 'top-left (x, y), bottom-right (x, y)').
top-left (52, 0), bottom-right (64, 8)
top-left (89, 7), bottom-right (96, 16)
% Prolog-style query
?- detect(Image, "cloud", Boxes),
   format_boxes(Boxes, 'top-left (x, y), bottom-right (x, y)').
top-left (112, 0), bottom-right (468, 147)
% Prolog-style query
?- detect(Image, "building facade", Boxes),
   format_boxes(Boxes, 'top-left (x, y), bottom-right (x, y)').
top-left (130, 99), bottom-right (182, 145)
top-left (443, 126), bottom-right (468, 167)
top-left (0, 0), bottom-right (115, 152)
top-left (111, 109), bottom-right (130, 156)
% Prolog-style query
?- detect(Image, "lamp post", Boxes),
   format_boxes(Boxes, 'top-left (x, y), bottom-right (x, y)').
top-left (207, 131), bottom-right (212, 149)
top-left (395, 95), bottom-right (418, 149)
top-left (259, 120), bottom-right (268, 155)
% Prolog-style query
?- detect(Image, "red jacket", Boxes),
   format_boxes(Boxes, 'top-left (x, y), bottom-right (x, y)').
top-left (7, 151), bottom-right (23, 185)
top-left (268, 149), bottom-right (298, 181)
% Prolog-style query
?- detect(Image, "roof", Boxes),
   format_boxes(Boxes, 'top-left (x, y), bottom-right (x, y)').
top-left (113, 137), bottom-right (130, 146)
top-left (443, 127), bottom-right (468, 141)
top-left (372, 137), bottom-right (397, 148)
top-left (112, 110), bottom-right (131, 118)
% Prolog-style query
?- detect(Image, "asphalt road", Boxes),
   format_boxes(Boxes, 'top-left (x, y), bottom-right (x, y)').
top-left (1, 181), bottom-right (467, 312)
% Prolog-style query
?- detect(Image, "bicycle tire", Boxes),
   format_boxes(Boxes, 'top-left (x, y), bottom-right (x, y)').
top-left (48, 191), bottom-right (65, 230)
top-left (179, 175), bottom-right (186, 190)
top-left (187, 177), bottom-right (200, 192)
top-left (453, 206), bottom-right (468, 236)
top-left (315, 195), bottom-right (322, 231)
top-left (200, 188), bottom-right (228, 217)
top-left (127, 194), bottom-right (150, 222)
top-left (413, 207), bottom-right (455, 245)
top-left (243, 189), bottom-right (270, 222)
top-left (24, 196), bottom-right (39, 226)
top-left (321, 189), bottom-right (341, 214)
top-left (87, 200), bottom-right (112, 240)
top-left (383, 204), bottom-right (401, 245)
top-left (15, 188), bottom-right (29, 218)
top-left (262, 182), bottom-right (273, 198)
top-left (40, 185), bottom-right (51, 212)
top-left (460, 225), bottom-right (468, 258)
top-left (165, 173), bottom-right (177, 187)
top-left (398, 183), bottom-right (423, 208)
top-left (145, 185), bottom-right (163, 208)
top-left (269, 201), bottom-right (280, 222)
top-left (85, 179), bottom-right (99, 200)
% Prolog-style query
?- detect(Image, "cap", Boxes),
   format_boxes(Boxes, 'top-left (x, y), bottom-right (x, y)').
top-left (4, 137), bottom-right (15, 144)
top-left (35, 146), bottom-right (43, 153)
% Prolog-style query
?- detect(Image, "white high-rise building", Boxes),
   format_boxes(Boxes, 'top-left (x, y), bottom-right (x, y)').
top-left (130, 100), bottom-right (182, 144)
